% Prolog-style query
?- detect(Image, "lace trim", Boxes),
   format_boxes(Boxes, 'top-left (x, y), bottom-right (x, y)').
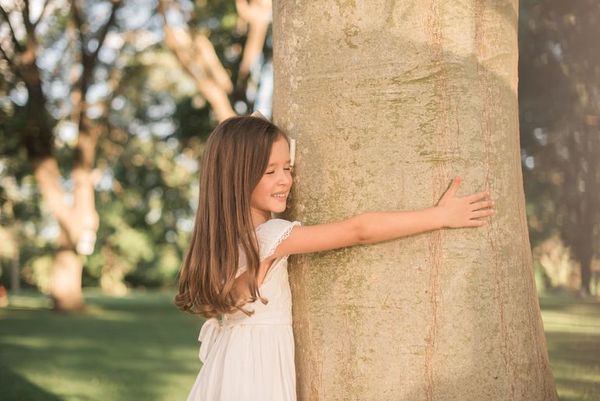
top-left (263, 221), bottom-right (301, 260)
top-left (235, 221), bottom-right (300, 278)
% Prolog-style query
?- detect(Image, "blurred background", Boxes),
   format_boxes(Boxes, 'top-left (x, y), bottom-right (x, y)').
top-left (0, 0), bottom-right (598, 400)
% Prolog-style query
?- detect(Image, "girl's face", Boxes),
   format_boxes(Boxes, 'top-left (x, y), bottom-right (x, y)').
top-left (250, 136), bottom-right (293, 226)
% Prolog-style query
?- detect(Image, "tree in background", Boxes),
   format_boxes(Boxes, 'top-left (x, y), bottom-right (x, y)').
top-left (81, 0), bottom-right (276, 291)
top-left (0, 0), bottom-right (275, 304)
top-left (87, 51), bottom-right (203, 293)
top-left (0, 0), bottom-right (127, 310)
top-left (519, 0), bottom-right (600, 295)
top-left (158, 0), bottom-right (272, 121)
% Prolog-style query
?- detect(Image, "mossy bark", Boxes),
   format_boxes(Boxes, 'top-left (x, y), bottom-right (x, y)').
top-left (273, 1), bottom-right (558, 400)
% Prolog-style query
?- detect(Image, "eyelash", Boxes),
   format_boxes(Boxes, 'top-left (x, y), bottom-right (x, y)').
top-left (266, 167), bottom-right (292, 175)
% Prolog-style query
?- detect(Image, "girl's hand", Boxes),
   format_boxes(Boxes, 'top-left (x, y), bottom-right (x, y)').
top-left (436, 176), bottom-right (495, 228)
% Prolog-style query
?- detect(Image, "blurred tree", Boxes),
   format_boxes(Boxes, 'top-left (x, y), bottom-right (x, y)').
top-left (519, 0), bottom-right (600, 295)
top-left (158, 0), bottom-right (273, 120)
top-left (88, 51), bottom-right (202, 292)
top-left (1, 0), bottom-right (266, 302)
top-left (0, 0), bottom-right (125, 310)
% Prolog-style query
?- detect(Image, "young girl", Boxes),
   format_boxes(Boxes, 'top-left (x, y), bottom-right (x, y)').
top-left (176, 115), bottom-right (495, 401)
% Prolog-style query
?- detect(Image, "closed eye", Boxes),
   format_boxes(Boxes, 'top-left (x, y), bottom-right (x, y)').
top-left (265, 166), bottom-right (292, 175)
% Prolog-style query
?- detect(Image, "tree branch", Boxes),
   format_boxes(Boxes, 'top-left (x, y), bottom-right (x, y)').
top-left (193, 34), bottom-right (233, 93)
top-left (32, 0), bottom-right (51, 28)
top-left (0, 42), bottom-right (18, 73)
top-left (71, 0), bottom-right (122, 96)
top-left (235, 0), bottom-right (271, 23)
top-left (0, 4), bottom-right (24, 53)
top-left (158, 0), bottom-right (235, 121)
top-left (89, 0), bottom-right (123, 66)
top-left (235, 0), bottom-right (271, 82)
top-left (70, 0), bottom-right (87, 59)
top-left (22, 0), bottom-right (34, 36)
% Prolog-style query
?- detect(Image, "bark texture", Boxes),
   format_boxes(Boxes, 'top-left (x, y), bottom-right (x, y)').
top-left (273, 1), bottom-right (558, 400)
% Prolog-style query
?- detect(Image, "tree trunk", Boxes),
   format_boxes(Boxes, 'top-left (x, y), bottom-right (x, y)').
top-left (10, 242), bottom-right (20, 294)
top-left (33, 158), bottom-right (96, 311)
top-left (273, 1), bottom-right (558, 400)
top-left (50, 229), bottom-right (84, 311)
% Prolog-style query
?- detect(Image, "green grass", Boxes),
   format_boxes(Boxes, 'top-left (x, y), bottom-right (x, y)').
top-left (0, 290), bottom-right (203, 401)
top-left (0, 290), bottom-right (599, 401)
top-left (540, 294), bottom-right (600, 401)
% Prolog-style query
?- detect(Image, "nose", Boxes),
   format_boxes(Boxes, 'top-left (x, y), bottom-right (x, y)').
top-left (278, 169), bottom-right (292, 187)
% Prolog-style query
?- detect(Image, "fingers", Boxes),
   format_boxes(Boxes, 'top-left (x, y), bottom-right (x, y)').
top-left (468, 207), bottom-right (495, 227)
top-left (466, 191), bottom-right (490, 203)
top-left (462, 216), bottom-right (490, 227)
top-left (471, 209), bottom-right (495, 218)
top-left (471, 199), bottom-right (495, 210)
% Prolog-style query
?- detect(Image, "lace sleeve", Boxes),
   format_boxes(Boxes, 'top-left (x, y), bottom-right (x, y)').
top-left (256, 219), bottom-right (301, 261)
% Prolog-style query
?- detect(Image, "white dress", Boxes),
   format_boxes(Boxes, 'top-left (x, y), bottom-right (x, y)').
top-left (186, 219), bottom-right (301, 401)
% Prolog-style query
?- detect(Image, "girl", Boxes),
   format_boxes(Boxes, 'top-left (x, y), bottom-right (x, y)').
top-left (176, 115), bottom-right (495, 401)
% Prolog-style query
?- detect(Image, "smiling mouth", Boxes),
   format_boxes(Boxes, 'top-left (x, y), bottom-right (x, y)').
top-left (272, 192), bottom-right (288, 199)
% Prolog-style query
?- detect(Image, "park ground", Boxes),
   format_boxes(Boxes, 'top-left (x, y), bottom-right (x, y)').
top-left (0, 290), bottom-right (599, 401)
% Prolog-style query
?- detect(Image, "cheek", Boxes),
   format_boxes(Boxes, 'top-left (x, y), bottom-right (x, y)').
top-left (251, 178), bottom-right (270, 202)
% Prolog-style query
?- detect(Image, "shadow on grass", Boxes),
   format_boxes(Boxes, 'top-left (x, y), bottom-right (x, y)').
top-left (0, 365), bottom-right (64, 401)
top-left (0, 290), bottom-right (204, 401)
top-left (539, 291), bottom-right (600, 312)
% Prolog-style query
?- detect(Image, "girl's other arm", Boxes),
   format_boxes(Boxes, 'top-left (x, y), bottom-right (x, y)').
top-left (273, 176), bottom-right (494, 258)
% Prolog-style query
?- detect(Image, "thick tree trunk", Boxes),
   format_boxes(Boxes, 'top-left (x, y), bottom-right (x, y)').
top-left (273, 1), bottom-right (558, 400)
top-left (34, 158), bottom-right (98, 311)
top-left (1, 0), bottom-right (118, 311)
top-left (50, 229), bottom-right (84, 311)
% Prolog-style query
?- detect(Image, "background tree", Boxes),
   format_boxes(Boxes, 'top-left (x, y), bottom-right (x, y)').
top-left (0, 0), bottom-right (276, 304)
top-left (519, 0), bottom-right (600, 296)
top-left (0, 0), bottom-right (125, 310)
top-left (158, 0), bottom-right (273, 121)
top-left (275, 1), bottom-right (558, 400)
top-left (87, 51), bottom-right (202, 293)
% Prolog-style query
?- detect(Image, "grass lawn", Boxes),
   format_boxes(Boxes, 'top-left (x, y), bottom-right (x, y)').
top-left (1, 290), bottom-right (599, 401)
top-left (540, 294), bottom-right (600, 401)
top-left (0, 290), bottom-right (202, 401)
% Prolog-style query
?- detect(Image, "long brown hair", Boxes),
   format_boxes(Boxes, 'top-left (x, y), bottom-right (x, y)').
top-left (175, 115), bottom-right (288, 317)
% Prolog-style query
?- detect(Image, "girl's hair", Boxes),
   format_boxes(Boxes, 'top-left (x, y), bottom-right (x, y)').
top-left (175, 115), bottom-right (289, 317)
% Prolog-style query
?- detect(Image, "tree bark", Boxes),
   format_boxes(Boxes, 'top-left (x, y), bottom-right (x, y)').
top-left (273, 1), bottom-right (558, 400)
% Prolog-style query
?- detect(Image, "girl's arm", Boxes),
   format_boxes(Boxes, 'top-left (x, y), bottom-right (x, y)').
top-left (273, 176), bottom-right (494, 258)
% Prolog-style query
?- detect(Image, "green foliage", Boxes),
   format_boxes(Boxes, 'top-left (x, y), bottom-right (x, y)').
top-left (0, 0), bottom-right (266, 294)
top-left (1, 1), bottom-right (222, 291)
top-left (26, 256), bottom-right (53, 294)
